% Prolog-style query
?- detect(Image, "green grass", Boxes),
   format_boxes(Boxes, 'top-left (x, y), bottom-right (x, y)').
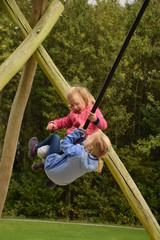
top-left (0, 219), bottom-right (150, 240)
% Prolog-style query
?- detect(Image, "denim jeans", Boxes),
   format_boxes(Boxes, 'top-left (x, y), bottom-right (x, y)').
top-left (35, 134), bottom-right (61, 156)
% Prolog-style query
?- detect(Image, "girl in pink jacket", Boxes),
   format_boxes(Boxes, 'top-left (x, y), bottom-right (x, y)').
top-left (46, 86), bottom-right (107, 137)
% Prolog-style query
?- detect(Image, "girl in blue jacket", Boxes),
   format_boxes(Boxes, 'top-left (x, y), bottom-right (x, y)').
top-left (28, 128), bottom-right (111, 187)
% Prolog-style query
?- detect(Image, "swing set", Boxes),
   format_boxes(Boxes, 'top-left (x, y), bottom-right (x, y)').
top-left (0, 0), bottom-right (160, 239)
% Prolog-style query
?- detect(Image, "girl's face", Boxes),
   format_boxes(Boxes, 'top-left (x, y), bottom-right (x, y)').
top-left (69, 93), bottom-right (86, 113)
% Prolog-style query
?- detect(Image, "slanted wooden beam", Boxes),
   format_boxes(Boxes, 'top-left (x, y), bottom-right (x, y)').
top-left (0, 0), bottom-right (70, 102)
top-left (105, 147), bottom-right (160, 240)
top-left (0, 0), bottom-right (70, 103)
top-left (0, 0), bottom-right (47, 217)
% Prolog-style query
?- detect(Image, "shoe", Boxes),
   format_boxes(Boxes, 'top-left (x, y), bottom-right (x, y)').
top-left (37, 145), bottom-right (50, 160)
top-left (45, 179), bottom-right (56, 189)
top-left (28, 137), bottom-right (38, 157)
top-left (32, 162), bottom-right (44, 172)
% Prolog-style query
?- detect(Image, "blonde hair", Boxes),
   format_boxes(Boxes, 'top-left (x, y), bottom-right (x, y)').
top-left (67, 86), bottom-right (95, 107)
top-left (83, 130), bottom-right (111, 173)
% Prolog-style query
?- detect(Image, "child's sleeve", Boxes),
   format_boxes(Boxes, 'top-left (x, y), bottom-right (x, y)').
top-left (60, 129), bottom-right (85, 156)
top-left (94, 108), bottom-right (107, 130)
top-left (48, 113), bottom-right (72, 130)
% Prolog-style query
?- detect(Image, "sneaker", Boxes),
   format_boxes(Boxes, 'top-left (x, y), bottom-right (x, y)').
top-left (28, 137), bottom-right (38, 157)
top-left (37, 145), bottom-right (50, 160)
top-left (45, 179), bottom-right (56, 189)
top-left (32, 162), bottom-right (44, 172)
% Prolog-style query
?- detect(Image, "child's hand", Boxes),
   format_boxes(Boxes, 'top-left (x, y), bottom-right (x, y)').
top-left (88, 112), bottom-right (97, 122)
top-left (79, 125), bottom-right (86, 138)
top-left (46, 122), bottom-right (55, 131)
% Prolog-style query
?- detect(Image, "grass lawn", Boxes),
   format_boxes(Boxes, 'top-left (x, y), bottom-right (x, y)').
top-left (0, 219), bottom-right (150, 240)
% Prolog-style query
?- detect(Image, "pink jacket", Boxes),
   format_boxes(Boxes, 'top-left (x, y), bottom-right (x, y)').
top-left (49, 105), bottom-right (107, 136)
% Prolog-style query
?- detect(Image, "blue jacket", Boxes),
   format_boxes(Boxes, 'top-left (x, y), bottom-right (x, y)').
top-left (44, 128), bottom-right (98, 186)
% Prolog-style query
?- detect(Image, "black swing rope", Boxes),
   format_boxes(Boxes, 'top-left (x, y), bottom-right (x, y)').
top-left (83, 0), bottom-right (150, 130)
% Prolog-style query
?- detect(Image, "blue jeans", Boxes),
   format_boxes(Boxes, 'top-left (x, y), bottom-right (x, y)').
top-left (35, 134), bottom-right (61, 156)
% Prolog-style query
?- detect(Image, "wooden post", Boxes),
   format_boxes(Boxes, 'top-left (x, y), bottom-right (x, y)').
top-left (0, 0), bottom-right (70, 102)
top-left (0, 0), bottom-right (48, 218)
top-left (105, 147), bottom-right (160, 240)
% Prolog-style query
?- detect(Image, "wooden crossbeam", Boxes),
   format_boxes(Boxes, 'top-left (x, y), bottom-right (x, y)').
top-left (0, 0), bottom-right (70, 103)
top-left (0, 0), bottom-right (70, 102)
